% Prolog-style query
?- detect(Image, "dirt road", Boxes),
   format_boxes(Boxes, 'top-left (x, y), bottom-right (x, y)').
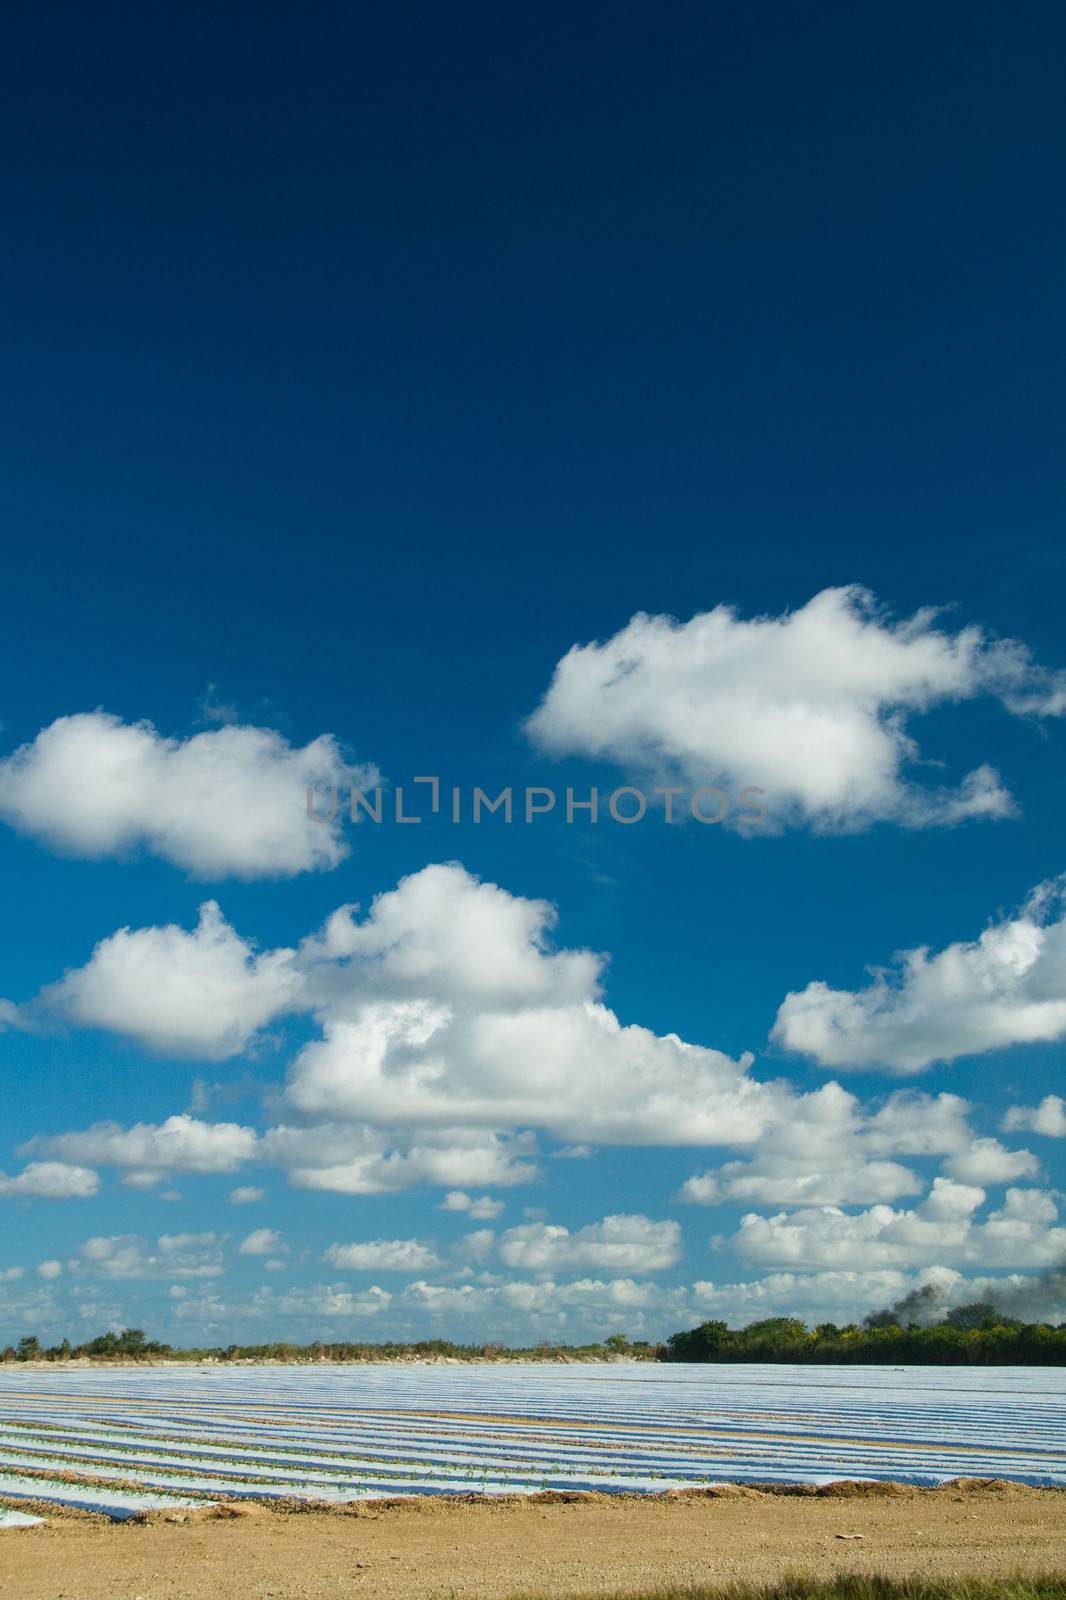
top-left (2, 1482), bottom-right (1065, 1600)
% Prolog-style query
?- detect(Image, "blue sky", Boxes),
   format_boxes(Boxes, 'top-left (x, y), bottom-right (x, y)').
top-left (2, 2), bottom-right (1066, 1346)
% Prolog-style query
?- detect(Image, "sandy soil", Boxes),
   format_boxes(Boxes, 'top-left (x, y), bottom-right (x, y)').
top-left (1, 1483), bottom-right (1065, 1600)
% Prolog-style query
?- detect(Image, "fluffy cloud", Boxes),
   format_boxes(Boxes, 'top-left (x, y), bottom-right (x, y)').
top-left (497, 1214), bottom-right (681, 1274)
top-left (282, 867), bottom-right (781, 1146)
top-left (439, 1191), bottom-right (506, 1219)
top-left (70, 1232), bottom-right (225, 1279)
top-left (400, 1275), bottom-right (677, 1331)
top-left (152, 1273), bottom-right (683, 1343)
top-left (13, 866), bottom-right (1045, 1224)
top-left (773, 877), bottom-right (1066, 1072)
top-left (33, 905), bottom-right (301, 1059)
top-left (36, 1261), bottom-right (62, 1280)
top-left (455, 1228), bottom-right (497, 1262)
top-left (1003, 1096), bottom-right (1066, 1137)
top-left (12, 866), bottom-right (1017, 1203)
top-left (273, 1284), bottom-right (391, 1319)
top-left (941, 1137), bottom-right (1041, 1185)
top-left (171, 1283), bottom-right (393, 1330)
top-left (285, 1004), bottom-right (778, 1147)
top-left (686, 1265), bottom-right (1066, 1329)
top-left (322, 1239), bottom-right (441, 1272)
top-left (263, 1125), bottom-right (539, 1195)
top-left (0, 1161), bottom-right (99, 1199)
top-left (688, 1268), bottom-right (951, 1327)
top-left (0, 1280), bottom-right (65, 1337)
top-left (526, 587), bottom-right (1066, 831)
top-left (302, 863), bottom-right (600, 1009)
top-left (733, 1182), bottom-right (1066, 1270)
top-left (8, 864), bottom-right (799, 1155)
top-left (678, 1085), bottom-right (970, 1208)
top-left (238, 1228), bottom-right (286, 1257)
top-left (230, 1186), bottom-right (266, 1205)
top-left (27, 1115), bottom-right (258, 1173)
top-left (680, 1159), bottom-right (921, 1207)
top-left (860, 1092), bottom-right (976, 1156)
top-left (0, 712), bottom-right (378, 877)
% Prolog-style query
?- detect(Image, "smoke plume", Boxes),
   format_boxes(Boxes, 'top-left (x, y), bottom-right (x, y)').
top-left (865, 1262), bottom-right (1066, 1329)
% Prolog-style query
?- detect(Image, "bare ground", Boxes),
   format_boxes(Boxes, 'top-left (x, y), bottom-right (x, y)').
top-left (1, 1482), bottom-right (1065, 1600)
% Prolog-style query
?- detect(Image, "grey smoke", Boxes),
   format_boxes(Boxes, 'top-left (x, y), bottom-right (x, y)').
top-left (985, 1263), bottom-right (1066, 1324)
top-left (864, 1283), bottom-right (950, 1328)
top-left (865, 1262), bottom-right (1066, 1329)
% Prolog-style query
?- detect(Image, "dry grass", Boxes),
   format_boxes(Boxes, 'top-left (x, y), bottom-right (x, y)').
top-left (507, 1579), bottom-right (1066, 1600)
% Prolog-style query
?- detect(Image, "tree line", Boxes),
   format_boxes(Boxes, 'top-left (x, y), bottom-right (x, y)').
top-left (660, 1306), bottom-right (1066, 1364)
top-left (1, 1329), bottom-right (657, 1363)
top-left (6, 1307), bottom-right (1066, 1365)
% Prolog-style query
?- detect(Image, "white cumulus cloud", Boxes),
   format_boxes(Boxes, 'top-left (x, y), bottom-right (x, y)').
top-left (1003, 1095), bottom-right (1066, 1137)
top-left (0, 1161), bottom-right (99, 1199)
top-left (27, 1115), bottom-right (258, 1172)
top-left (678, 1085), bottom-right (971, 1208)
top-left (941, 1137), bottom-right (1041, 1185)
top-left (526, 586), bottom-right (1066, 832)
top-left (280, 867), bottom-right (781, 1146)
top-left (773, 877), bottom-right (1066, 1073)
top-left (733, 1182), bottom-right (1066, 1271)
top-left (263, 1124), bottom-right (539, 1195)
top-left (33, 904), bottom-right (302, 1059)
top-left (0, 712), bottom-right (379, 877)
top-left (238, 1228), bottom-right (287, 1257)
top-left (14, 865), bottom-right (1016, 1202)
top-left (7, 863), bottom-right (808, 1158)
top-left (439, 1191), bottom-right (506, 1219)
top-left (70, 1232), bottom-right (225, 1279)
top-left (497, 1214), bottom-right (681, 1274)
top-left (322, 1239), bottom-right (441, 1272)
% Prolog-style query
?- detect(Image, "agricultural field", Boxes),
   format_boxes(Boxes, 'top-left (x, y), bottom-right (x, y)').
top-left (0, 1361), bottom-right (1063, 1522)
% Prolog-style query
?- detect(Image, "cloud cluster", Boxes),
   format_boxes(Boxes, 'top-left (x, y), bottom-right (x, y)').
top-left (35, 905), bottom-right (302, 1059)
top-left (0, 712), bottom-right (378, 878)
top-left (0, 1162), bottom-right (99, 1199)
top-left (70, 1233), bottom-right (225, 1280)
top-left (1003, 1096), bottom-right (1066, 1137)
top-left (159, 1271), bottom-right (892, 1344)
top-left (941, 1137), bottom-right (1041, 1185)
top-left (525, 587), bottom-right (1066, 831)
top-left (15, 864), bottom-right (786, 1151)
top-left (675, 1085), bottom-right (1018, 1208)
top-left (497, 1214), bottom-right (681, 1274)
top-left (29, 1116), bottom-right (258, 1174)
top-left (773, 877), bottom-right (1066, 1073)
top-left (322, 1239), bottom-right (441, 1272)
top-left (280, 867), bottom-right (780, 1148)
top-left (680, 1084), bottom-right (929, 1207)
top-left (25, 1113), bottom-right (539, 1201)
top-left (733, 1182), bottom-right (1066, 1270)
top-left (16, 865), bottom-right (1046, 1226)
top-left (238, 1228), bottom-right (287, 1257)
top-left (439, 1191), bottom-right (505, 1219)
top-left (261, 1125), bottom-right (539, 1195)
